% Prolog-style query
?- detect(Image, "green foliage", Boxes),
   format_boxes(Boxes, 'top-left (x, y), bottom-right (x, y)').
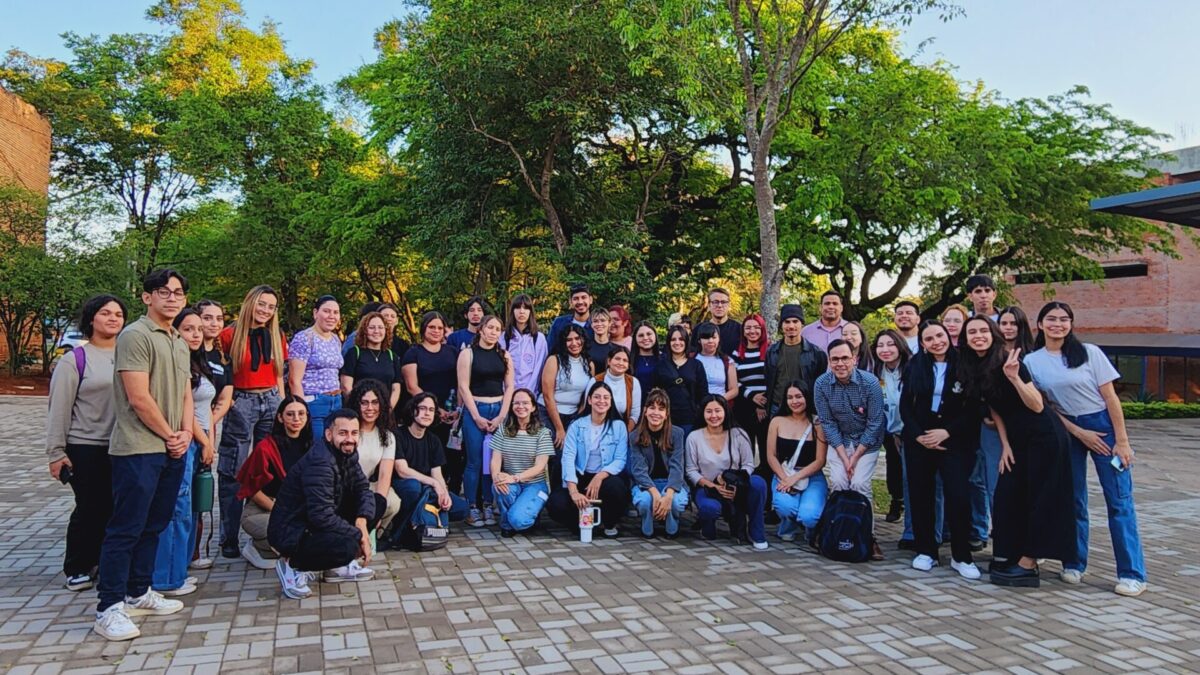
top-left (1122, 402), bottom-right (1200, 420)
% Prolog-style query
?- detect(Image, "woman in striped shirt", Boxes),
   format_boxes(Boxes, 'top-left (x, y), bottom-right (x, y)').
top-left (732, 314), bottom-right (771, 485)
top-left (490, 388), bottom-right (555, 536)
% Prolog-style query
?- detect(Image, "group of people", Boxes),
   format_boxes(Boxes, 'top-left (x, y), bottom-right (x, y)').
top-left (46, 271), bottom-right (1148, 643)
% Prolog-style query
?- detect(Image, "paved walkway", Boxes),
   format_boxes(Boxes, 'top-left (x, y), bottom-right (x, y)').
top-left (0, 395), bottom-right (1198, 674)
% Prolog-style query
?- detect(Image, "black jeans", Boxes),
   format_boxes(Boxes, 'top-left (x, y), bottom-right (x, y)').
top-left (884, 434), bottom-right (903, 503)
top-left (546, 472), bottom-right (630, 531)
top-left (63, 444), bottom-right (112, 577)
top-left (289, 493), bottom-right (386, 572)
top-left (906, 444), bottom-right (976, 563)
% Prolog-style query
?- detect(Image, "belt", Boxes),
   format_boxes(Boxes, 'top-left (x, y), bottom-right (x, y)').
top-left (235, 389), bottom-right (277, 398)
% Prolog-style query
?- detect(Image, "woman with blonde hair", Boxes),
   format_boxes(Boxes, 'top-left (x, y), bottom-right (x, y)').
top-left (940, 304), bottom-right (970, 347)
top-left (216, 285), bottom-right (288, 560)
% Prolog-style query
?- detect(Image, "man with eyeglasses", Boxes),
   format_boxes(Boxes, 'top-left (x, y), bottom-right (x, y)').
top-left (814, 339), bottom-right (886, 560)
top-left (389, 393), bottom-right (469, 549)
top-left (94, 269), bottom-right (195, 641)
top-left (691, 288), bottom-right (742, 354)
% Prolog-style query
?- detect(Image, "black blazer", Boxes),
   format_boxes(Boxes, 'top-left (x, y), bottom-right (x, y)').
top-left (899, 352), bottom-right (981, 452)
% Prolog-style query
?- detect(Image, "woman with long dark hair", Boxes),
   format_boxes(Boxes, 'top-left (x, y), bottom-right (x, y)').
top-left (457, 315), bottom-right (514, 527)
top-left (842, 320), bottom-right (874, 372)
top-left (653, 325), bottom-right (707, 435)
top-left (900, 320), bottom-right (981, 579)
top-left (693, 322), bottom-right (738, 401)
top-left (1026, 301), bottom-right (1146, 596)
top-left (235, 395), bottom-right (313, 570)
top-left (538, 324), bottom-right (594, 448)
top-left (344, 379), bottom-right (401, 566)
top-left (288, 295), bottom-right (344, 438)
top-left (765, 381), bottom-right (827, 541)
top-left (340, 311), bottom-right (403, 411)
top-left (998, 306), bottom-right (1036, 357)
top-left (631, 321), bottom-right (660, 406)
top-left (686, 395), bottom-right (768, 549)
top-left (500, 294), bottom-right (548, 397)
top-left (489, 388), bottom-right (554, 536)
top-left (217, 285), bottom-right (287, 559)
top-left (959, 316), bottom-right (1076, 588)
top-left (401, 311), bottom-right (462, 488)
top-left (628, 388), bottom-right (689, 538)
top-left (47, 294), bottom-right (127, 592)
top-left (546, 381), bottom-right (631, 536)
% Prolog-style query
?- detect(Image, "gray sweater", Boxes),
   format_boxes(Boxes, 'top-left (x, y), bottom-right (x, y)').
top-left (46, 344), bottom-right (116, 463)
top-left (685, 428), bottom-right (754, 485)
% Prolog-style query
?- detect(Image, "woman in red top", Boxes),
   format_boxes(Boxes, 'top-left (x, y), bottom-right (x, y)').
top-left (216, 285), bottom-right (288, 559)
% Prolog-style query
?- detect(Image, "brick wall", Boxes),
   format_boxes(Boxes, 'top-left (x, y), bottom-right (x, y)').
top-left (0, 86), bottom-right (52, 367)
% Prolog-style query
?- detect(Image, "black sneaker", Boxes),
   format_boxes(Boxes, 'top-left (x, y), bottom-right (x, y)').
top-left (221, 544), bottom-right (240, 559)
top-left (884, 501), bottom-right (903, 523)
top-left (969, 539), bottom-right (987, 552)
top-left (764, 511), bottom-right (781, 525)
top-left (500, 527), bottom-right (516, 538)
top-left (990, 564), bottom-right (1040, 588)
top-left (65, 573), bottom-right (93, 592)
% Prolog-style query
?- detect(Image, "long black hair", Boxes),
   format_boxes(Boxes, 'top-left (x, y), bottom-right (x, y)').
top-left (999, 305), bottom-right (1037, 358)
top-left (632, 320), bottom-right (660, 357)
top-left (773, 379), bottom-right (814, 420)
top-left (553, 323), bottom-right (593, 382)
top-left (347, 378), bottom-right (393, 449)
top-left (871, 328), bottom-right (912, 379)
top-left (958, 316), bottom-right (1007, 400)
top-left (665, 324), bottom-right (690, 357)
top-left (903, 320), bottom-right (958, 399)
top-left (503, 293), bottom-right (539, 343)
top-left (697, 393), bottom-right (734, 430)
top-left (172, 308), bottom-right (214, 389)
top-left (1034, 301), bottom-right (1088, 368)
top-left (271, 394), bottom-right (314, 449)
top-left (578, 381), bottom-right (623, 429)
top-left (693, 322), bottom-right (728, 362)
top-left (78, 294), bottom-right (128, 339)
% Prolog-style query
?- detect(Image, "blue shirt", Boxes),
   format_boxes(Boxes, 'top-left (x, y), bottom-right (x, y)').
top-left (813, 368), bottom-right (886, 453)
top-left (560, 416), bottom-right (627, 486)
top-left (447, 328), bottom-right (476, 351)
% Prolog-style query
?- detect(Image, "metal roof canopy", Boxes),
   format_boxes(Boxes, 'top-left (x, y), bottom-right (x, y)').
top-left (1090, 181), bottom-right (1200, 228)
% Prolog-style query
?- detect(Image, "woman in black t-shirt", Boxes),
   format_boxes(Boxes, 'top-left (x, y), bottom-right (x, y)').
top-left (401, 312), bottom-right (463, 489)
top-left (341, 312), bottom-right (403, 411)
top-left (653, 325), bottom-right (707, 434)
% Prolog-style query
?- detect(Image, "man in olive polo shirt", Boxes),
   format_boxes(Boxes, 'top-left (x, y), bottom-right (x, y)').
top-left (94, 269), bottom-right (195, 642)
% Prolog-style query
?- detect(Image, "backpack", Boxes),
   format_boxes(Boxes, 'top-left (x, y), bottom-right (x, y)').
top-left (395, 484), bottom-right (449, 552)
top-left (49, 347), bottom-right (88, 410)
top-left (810, 490), bottom-right (873, 563)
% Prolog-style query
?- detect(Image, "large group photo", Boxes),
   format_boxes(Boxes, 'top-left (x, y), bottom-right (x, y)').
top-left (3, 0), bottom-right (1199, 672)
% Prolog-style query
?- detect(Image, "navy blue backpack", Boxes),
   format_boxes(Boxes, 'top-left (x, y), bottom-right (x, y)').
top-left (811, 490), bottom-right (873, 563)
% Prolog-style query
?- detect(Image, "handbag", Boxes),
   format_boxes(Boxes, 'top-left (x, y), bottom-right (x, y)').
top-left (717, 431), bottom-right (750, 507)
top-left (782, 424), bottom-right (814, 493)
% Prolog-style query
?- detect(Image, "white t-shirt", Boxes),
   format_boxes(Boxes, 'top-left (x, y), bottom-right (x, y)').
top-left (357, 428), bottom-right (397, 479)
top-left (695, 353), bottom-right (727, 396)
top-left (905, 335), bottom-right (919, 354)
top-left (931, 362), bottom-right (948, 412)
top-left (1025, 344), bottom-right (1119, 416)
top-left (603, 372), bottom-right (642, 425)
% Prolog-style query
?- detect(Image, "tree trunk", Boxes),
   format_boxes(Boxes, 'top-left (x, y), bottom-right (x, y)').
top-left (752, 150), bottom-right (783, 336)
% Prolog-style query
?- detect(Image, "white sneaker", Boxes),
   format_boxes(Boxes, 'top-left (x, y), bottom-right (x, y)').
top-left (467, 508), bottom-right (484, 527)
top-left (124, 589), bottom-right (184, 616)
top-left (779, 532), bottom-right (796, 542)
top-left (323, 560), bottom-right (376, 583)
top-left (1115, 578), bottom-right (1147, 597)
top-left (275, 559), bottom-right (311, 600)
top-left (1060, 568), bottom-right (1084, 584)
top-left (189, 558), bottom-right (213, 570)
top-left (94, 603), bottom-right (140, 641)
top-left (951, 560), bottom-right (982, 580)
top-left (241, 540), bottom-right (275, 570)
top-left (483, 505), bottom-right (498, 526)
top-left (603, 527), bottom-right (619, 538)
top-left (752, 541), bottom-right (769, 551)
top-left (911, 554), bottom-right (937, 571)
top-left (157, 582), bottom-right (197, 597)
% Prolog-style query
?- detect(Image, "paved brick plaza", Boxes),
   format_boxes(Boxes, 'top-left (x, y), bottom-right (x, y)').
top-left (1, 396), bottom-right (1198, 674)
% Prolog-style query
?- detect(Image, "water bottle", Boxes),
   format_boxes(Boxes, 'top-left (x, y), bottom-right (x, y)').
top-left (192, 465), bottom-right (214, 513)
top-left (578, 504), bottom-right (602, 543)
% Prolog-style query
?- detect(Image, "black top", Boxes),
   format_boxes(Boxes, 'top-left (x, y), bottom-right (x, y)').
top-left (402, 344), bottom-right (458, 407)
top-left (690, 319), bottom-right (743, 355)
top-left (774, 436), bottom-right (817, 469)
top-left (396, 426), bottom-right (446, 476)
top-left (203, 347), bottom-right (232, 391)
top-left (469, 345), bottom-right (506, 397)
top-left (588, 341), bottom-right (615, 374)
top-left (341, 345), bottom-right (402, 389)
top-left (653, 356), bottom-right (708, 427)
top-left (267, 440), bottom-right (375, 556)
top-left (264, 435), bottom-right (310, 499)
top-left (650, 434), bottom-right (669, 480)
top-left (899, 352), bottom-right (980, 452)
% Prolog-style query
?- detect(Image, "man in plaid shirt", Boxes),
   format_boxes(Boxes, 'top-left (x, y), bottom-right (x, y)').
top-left (814, 338), bottom-right (886, 560)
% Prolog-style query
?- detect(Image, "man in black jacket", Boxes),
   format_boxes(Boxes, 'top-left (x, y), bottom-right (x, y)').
top-left (268, 409), bottom-right (385, 599)
top-left (764, 304), bottom-right (828, 416)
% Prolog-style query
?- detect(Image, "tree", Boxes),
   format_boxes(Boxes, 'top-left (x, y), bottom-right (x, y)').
top-left (619, 0), bottom-right (952, 331)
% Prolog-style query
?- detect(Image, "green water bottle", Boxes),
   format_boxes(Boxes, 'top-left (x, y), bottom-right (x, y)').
top-left (193, 465), bottom-right (215, 513)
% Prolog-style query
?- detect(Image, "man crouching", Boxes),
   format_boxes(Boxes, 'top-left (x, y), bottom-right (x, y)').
top-left (268, 409), bottom-right (385, 599)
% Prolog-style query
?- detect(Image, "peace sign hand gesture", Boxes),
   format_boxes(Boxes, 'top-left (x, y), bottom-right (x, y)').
top-left (1003, 348), bottom-right (1022, 382)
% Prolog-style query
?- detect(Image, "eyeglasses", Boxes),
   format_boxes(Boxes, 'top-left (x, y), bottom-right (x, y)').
top-left (829, 356), bottom-right (854, 363)
top-left (360, 399), bottom-right (381, 408)
top-left (153, 288), bottom-right (187, 300)
top-left (255, 301), bottom-right (277, 312)
top-left (709, 299), bottom-right (730, 306)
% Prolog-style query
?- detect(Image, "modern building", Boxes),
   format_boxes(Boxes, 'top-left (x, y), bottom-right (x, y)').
top-left (1010, 145), bottom-right (1200, 403)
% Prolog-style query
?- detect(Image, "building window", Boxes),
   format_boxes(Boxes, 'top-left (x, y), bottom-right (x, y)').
top-left (1014, 263), bottom-right (1149, 286)
top-left (1111, 355), bottom-right (1145, 401)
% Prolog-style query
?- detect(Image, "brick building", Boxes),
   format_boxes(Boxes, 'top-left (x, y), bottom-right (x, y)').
top-left (0, 85), bottom-right (53, 366)
top-left (1010, 145), bottom-right (1200, 403)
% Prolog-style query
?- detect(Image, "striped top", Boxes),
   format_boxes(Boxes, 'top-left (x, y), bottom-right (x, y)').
top-left (732, 348), bottom-right (766, 398)
top-left (490, 426), bottom-right (555, 483)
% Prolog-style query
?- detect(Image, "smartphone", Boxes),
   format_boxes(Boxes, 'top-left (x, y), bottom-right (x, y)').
top-left (1110, 455), bottom-right (1126, 472)
top-left (58, 464), bottom-right (73, 484)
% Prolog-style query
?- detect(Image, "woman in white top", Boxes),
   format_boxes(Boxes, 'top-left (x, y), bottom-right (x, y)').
top-left (693, 322), bottom-right (738, 401)
top-left (539, 324), bottom-right (594, 447)
top-left (46, 294), bottom-right (126, 592)
top-left (871, 329), bottom-right (917, 534)
top-left (686, 395), bottom-right (767, 549)
top-left (596, 345), bottom-right (642, 431)
top-left (347, 380), bottom-right (402, 541)
top-left (1025, 301), bottom-right (1146, 597)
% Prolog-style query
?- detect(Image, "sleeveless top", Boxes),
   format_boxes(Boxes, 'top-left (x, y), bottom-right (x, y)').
top-left (469, 345), bottom-right (506, 397)
top-left (775, 435), bottom-right (817, 469)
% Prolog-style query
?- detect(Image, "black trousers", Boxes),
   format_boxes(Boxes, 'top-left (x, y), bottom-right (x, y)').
top-left (884, 434), bottom-right (904, 502)
top-left (63, 444), bottom-right (113, 577)
top-left (433, 422), bottom-right (465, 496)
top-left (546, 472), bottom-right (630, 531)
top-left (906, 443), bottom-right (976, 563)
top-left (290, 493), bottom-right (386, 572)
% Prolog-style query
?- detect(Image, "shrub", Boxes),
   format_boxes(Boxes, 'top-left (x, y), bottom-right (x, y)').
top-left (1122, 402), bottom-right (1200, 419)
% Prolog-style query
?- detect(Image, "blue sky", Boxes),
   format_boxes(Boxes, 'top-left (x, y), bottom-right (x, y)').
top-left (3, 1), bottom-right (1197, 149)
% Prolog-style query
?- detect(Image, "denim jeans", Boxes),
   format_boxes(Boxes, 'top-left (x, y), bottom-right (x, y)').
top-left (153, 441), bottom-right (197, 591)
top-left (1063, 409), bottom-right (1146, 581)
top-left (493, 480), bottom-right (550, 531)
top-left (217, 390), bottom-right (279, 549)
top-left (969, 424), bottom-right (1002, 542)
top-left (694, 475), bottom-right (767, 543)
top-left (97, 452), bottom-right (185, 612)
top-left (772, 473), bottom-right (828, 538)
top-left (307, 392), bottom-right (342, 440)
top-left (631, 479), bottom-right (690, 536)
top-left (393, 477), bottom-right (469, 530)
top-left (462, 400), bottom-right (502, 508)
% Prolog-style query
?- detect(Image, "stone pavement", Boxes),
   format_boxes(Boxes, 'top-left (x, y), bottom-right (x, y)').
top-left (0, 395), bottom-right (1198, 674)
